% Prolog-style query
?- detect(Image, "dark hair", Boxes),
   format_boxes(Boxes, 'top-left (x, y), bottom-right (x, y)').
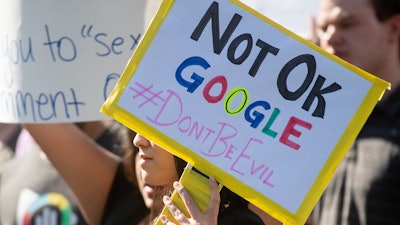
top-left (150, 162), bottom-right (265, 225)
top-left (218, 187), bottom-right (264, 225)
top-left (368, 0), bottom-right (400, 58)
top-left (124, 130), bottom-right (264, 224)
top-left (122, 130), bottom-right (139, 186)
top-left (369, 0), bottom-right (400, 22)
top-left (147, 170), bottom-right (264, 225)
top-left (174, 156), bottom-right (187, 178)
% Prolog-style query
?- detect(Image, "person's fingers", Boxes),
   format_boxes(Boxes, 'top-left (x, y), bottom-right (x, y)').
top-left (176, 176), bottom-right (220, 224)
top-left (160, 215), bottom-right (175, 225)
top-left (205, 176), bottom-right (220, 218)
top-left (164, 177), bottom-right (220, 225)
top-left (163, 195), bottom-right (189, 224)
top-left (173, 181), bottom-right (201, 217)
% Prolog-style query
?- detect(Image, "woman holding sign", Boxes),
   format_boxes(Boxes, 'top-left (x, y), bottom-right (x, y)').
top-left (308, 0), bottom-right (400, 224)
top-left (131, 133), bottom-right (266, 225)
top-left (24, 123), bottom-right (267, 225)
top-left (22, 0), bottom-right (280, 224)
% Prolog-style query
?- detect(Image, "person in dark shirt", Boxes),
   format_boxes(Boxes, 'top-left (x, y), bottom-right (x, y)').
top-left (23, 124), bottom-right (266, 225)
top-left (102, 132), bottom-right (265, 225)
top-left (308, 0), bottom-right (400, 224)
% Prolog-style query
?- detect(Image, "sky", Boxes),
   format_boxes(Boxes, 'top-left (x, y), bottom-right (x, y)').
top-left (239, 0), bottom-right (321, 37)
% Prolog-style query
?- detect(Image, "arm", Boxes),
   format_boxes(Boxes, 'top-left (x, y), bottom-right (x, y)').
top-left (24, 123), bottom-right (120, 225)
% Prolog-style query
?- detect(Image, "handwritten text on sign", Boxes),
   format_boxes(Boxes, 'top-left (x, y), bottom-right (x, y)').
top-left (0, 0), bottom-right (145, 123)
top-left (103, 0), bottom-right (388, 224)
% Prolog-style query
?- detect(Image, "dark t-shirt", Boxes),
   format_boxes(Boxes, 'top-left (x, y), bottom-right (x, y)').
top-left (102, 163), bottom-right (149, 225)
top-left (310, 86), bottom-right (400, 225)
top-left (102, 164), bottom-right (265, 225)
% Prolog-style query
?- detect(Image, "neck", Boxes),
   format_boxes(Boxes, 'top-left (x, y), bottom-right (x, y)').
top-left (375, 57), bottom-right (400, 100)
top-left (372, 43), bottom-right (400, 92)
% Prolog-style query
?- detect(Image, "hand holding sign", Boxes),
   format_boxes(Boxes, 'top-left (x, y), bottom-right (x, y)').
top-left (157, 167), bottom-right (221, 225)
top-left (101, 0), bottom-right (389, 224)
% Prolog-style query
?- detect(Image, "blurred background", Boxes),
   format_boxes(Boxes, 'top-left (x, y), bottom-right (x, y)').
top-left (241, 0), bottom-right (320, 38)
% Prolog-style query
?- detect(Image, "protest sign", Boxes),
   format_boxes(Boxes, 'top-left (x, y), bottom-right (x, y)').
top-left (101, 0), bottom-right (390, 224)
top-left (0, 0), bottom-right (145, 123)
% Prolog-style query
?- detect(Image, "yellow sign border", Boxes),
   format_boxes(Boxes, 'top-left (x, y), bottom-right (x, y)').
top-left (101, 0), bottom-right (390, 224)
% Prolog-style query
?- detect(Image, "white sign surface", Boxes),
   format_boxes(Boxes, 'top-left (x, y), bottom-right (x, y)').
top-left (102, 0), bottom-right (389, 224)
top-left (0, 0), bottom-right (145, 123)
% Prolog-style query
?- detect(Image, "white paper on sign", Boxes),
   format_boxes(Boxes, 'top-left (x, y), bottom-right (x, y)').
top-left (0, 0), bottom-right (145, 123)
